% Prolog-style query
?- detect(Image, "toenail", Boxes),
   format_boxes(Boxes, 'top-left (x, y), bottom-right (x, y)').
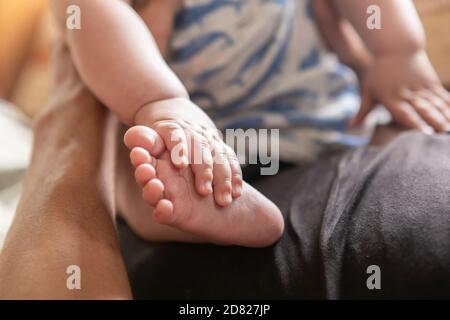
top-left (223, 193), bottom-right (232, 204)
top-left (224, 182), bottom-right (232, 193)
top-left (234, 184), bottom-right (242, 195)
top-left (204, 169), bottom-right (213, 180)
top-left (204, 181), bottom-right (213, 194)
top-left (143, 127), bottom-right (156, 142)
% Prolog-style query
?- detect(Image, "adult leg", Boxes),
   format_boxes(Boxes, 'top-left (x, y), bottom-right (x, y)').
top-left (322, 131), bottom-right (450, 299)
top-left (0, 42), bottom-right (132, 299)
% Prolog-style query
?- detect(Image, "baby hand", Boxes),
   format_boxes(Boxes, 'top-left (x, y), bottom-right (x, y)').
top-left (352, 50), bottom-right (450, 133)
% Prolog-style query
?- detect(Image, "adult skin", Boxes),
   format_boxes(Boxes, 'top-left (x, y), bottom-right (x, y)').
top-left (0, 42), bottom-right (132, 299)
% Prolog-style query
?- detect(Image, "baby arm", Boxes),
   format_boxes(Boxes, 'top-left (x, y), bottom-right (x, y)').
top-left (333, 0), bottom-right (425, 55)
top-left (312, 0), bottom-right (372, 79)
top-left (49, 0), bottom-right (187, 125)
top-left (331, 0), bottom-right (450, 132)
top-left (49, 0), bottom-right (242, 205)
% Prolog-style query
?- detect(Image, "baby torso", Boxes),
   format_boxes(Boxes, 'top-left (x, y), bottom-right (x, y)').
top-left (141, 0), bottom-right (365, 163)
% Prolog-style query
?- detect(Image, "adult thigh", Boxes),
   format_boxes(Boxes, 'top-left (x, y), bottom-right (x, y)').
top-left (321, 132), bottom-right (450, 299)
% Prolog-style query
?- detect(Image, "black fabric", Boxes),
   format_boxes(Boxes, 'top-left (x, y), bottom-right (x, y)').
top-left (118, 132), bottom-right (450, 299)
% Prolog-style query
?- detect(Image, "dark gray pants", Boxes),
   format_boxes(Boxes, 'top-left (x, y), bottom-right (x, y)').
top-left (119, 132), bottom-right (450, 299)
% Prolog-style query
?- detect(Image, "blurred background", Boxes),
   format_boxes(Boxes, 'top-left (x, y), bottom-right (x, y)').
top-left (0, 0), bottom-right (449, 119)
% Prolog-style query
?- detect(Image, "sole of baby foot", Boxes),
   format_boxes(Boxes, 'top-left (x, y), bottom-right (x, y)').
top-left (131, 148), bottom-right (284, 247)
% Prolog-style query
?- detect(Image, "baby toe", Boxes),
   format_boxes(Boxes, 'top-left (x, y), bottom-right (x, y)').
top-left (152, 199), bottom-right (174, 224)
top-left (213, 177), bottom-right (233, 207)
top-left (134, 163), bottom-right (156, 186)
top-left (193, 166), bottom-right (213, 196)
top-left (124, 125), bottom-right (165, 156)
top-left (130, 147), bottom-right (151, 167)
top-left (142, 178), bottom-right (165, 206)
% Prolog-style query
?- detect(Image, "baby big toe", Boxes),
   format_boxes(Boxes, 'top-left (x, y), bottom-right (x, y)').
top-left (124, 125), bottom-right (165, 157)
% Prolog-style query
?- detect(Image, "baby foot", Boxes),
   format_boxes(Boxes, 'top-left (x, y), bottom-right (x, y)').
top-left (123, 126), bottom-right (284, 247)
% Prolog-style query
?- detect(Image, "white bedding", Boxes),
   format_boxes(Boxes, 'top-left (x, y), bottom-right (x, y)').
top-left (0, 100), bottom-right (31, 248)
